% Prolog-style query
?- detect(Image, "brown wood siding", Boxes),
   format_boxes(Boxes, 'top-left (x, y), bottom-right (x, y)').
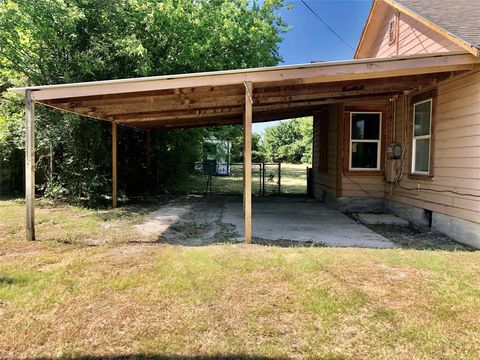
top-left (368, 8), bottom-right (463, 58)
top-left (341, 176), bottom-right (386, 197)
top-left (387, 70), bottom-right (480, 224)
top-left (312, 105), bottom-right (340, 197)
top-left (339, 102), bottom-right (388, 198)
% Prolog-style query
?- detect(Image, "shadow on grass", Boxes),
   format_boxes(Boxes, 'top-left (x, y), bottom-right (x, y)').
top-left (0, 277), bottom-right (15, 285)
top-left (29, 356), bottom-right (291, 360)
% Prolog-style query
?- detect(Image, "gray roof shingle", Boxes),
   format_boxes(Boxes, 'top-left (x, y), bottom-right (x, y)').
top-left (395, 0), bottom-right (480, 49)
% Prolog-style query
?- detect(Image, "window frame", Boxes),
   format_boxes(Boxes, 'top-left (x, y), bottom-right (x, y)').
top-left (348, 111), bottom-right (382, 171)
top-left (411, 98), bottom-right (433, 176)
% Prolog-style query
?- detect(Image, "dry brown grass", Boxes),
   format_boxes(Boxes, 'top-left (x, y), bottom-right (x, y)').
top-left (1, 199), bottom-right (480, 359)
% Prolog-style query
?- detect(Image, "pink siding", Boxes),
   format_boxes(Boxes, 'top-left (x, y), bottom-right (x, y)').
top-left (387, 70), bottom-right (480, 224)
top-left (367, 8), bottom-right (463, 58)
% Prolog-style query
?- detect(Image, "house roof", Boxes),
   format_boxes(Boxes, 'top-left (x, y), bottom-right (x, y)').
top-left (394, 0), bottom-right (480, 50)
top-left (356, 0), bottom-right (480, 58)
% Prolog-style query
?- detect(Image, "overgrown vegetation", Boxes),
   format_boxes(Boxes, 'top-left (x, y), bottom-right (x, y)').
top-left (0, 0), bottom-right (288, 203)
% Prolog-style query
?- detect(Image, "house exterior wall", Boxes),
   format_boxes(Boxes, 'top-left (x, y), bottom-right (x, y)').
top-left (340, 102), bottom-right (389, 200)
top-left (360, 6), bottom-right (463, 59)
top-left (312, 101), bottom-right (388, 212)
top-left (312, 104), bottom-right (340, 202)
top-left (311, 70), bottom-right (480, 245)
top-left (386, 70), bottom-right (480, 246)
top-left (311, 0), bottom-right (480, 245)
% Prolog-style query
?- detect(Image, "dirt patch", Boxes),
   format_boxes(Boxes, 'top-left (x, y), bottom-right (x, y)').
top-left (251, 237), bottom-right (326, 248)
top-left (364, 224), bottom-right (474, 251)
top-left (134, 199), bottom-right (193, 240)
top-left (345, 212), bottom-right (474, 251)
top-left (135, 195), bottom-right (239, 246)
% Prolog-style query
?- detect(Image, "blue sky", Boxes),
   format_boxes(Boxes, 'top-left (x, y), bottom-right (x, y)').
top-left (253, 0), bottom-right (372, 134)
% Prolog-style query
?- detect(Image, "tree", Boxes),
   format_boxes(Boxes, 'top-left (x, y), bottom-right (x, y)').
top-left (261, 117), bottom-right (313, 164)
top-left (0, 0), bottom-right (288, 202)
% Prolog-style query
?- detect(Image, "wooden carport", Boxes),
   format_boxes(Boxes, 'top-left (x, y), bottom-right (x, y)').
top-left (9, 52), bottom-right (479, 242)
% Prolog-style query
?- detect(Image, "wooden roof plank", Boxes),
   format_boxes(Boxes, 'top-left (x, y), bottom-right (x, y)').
top-left (23, 52), bottom-right (477, 101)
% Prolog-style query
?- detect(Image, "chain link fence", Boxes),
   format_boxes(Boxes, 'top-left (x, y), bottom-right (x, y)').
top-left (163, 161), bottom-right (306, 196)
top-left (165, 162), bottom-right (270, 195)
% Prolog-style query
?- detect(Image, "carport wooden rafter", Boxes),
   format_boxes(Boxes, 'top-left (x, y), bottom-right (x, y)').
top-left (14, 52), bottom-right (479, 242)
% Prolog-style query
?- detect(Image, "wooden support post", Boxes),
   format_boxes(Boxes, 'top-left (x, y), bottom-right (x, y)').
top-left (25, 90), bottom-right (35, 241)
top-left (243, 81), bottom-right (253, 244)
top-left (112, 121), bottom-right (118, 208)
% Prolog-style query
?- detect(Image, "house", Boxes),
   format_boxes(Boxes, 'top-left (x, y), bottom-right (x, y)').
top-left (8, 0), bottom-right (480, 246)
top-left (311, 0), bottom-right (480, 246)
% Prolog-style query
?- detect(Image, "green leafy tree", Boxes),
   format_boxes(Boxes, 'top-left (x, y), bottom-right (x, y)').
top-left (261, 117), bottom-right (313, 164)
top-left (0, 0), bottom-right (288, 202)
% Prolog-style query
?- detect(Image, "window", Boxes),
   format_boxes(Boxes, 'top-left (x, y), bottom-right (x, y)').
top-left (349, 112), bottom-right (382, 171)
top-left (388, 17), bottom-right (396, 44)
top-left (412, 99), bottom-right (432, 174)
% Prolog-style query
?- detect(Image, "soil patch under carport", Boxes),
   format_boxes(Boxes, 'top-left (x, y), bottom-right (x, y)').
top-left (360, 223), bottom-right (474, 251)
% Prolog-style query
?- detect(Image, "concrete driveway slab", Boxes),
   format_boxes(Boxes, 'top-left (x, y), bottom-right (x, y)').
top-left (222, 201), bottom-right (397, 248)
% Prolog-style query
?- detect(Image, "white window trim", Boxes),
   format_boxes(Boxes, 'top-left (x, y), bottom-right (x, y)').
top-left (412, 98), bottom-right (433, 175)
top-left (349, 112), bottom-right (382, 171)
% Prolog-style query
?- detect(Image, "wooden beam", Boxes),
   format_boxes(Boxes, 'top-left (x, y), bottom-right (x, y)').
top-left (25, 90), bottom-right (35, 241)
top-left (28, 53), bottom-right (477, 101)
top-left (49, 73), bottom-right (449, 117)
top-left (112, 121), bottom-right (118, 208)
top-left (255, 73), bottom-right (452, 98)
top-left (74, 95), bottom-right (245, 116)
top-left (243, 81), bottom-right (253, 244)
top-left (111, 93), bottom-right (392, 125)
top-left (110, 105), bottom-right (243, 121)
top-left (89, 88), bottom-right (406, 118)
top-left (45, 84), bottom-right (243, 106)
top-left (354, 0), bottom-right (381, 59)
top-left (38, 71), bottom-right (462, 126)
top-left (124, 116), bottom-right (242, 129)
top-left (48, 72), bottom-right (457, 124)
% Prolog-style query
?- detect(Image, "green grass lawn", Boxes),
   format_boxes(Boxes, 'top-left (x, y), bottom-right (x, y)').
top-left (1, 199), bottom-right (480, 359)
top-left (168, 163), bottom-right (308, 195)
top-left (279, 163), bottom-right (308, 194)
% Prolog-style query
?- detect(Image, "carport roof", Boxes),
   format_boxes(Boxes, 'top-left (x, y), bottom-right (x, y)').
top-left (8, 52), bottom-right (479, 129)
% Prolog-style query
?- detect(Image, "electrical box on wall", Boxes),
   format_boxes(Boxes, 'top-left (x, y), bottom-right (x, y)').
top-left (386, 159), bottom-right (400, 183)
top-left (387, 143), bottom-right (402, 159)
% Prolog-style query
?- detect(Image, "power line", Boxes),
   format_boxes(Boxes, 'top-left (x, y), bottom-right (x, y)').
top-left (300, 0), bottom-right (356, 51)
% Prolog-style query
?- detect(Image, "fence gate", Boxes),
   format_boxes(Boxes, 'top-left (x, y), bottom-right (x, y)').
top-left (205, 163), bottom-right (263, 195)
top-left (201, 162), bottom-right (281, 196)
top-left (260, 162), bottom-right (281, 195)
